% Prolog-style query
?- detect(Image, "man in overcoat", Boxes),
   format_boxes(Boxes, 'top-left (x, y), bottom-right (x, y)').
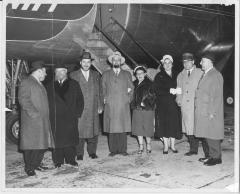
top-left (70, 51), bottom-right (103, 160)
top-left (102, 51), bottom-right (134, 156)
top-left (194, 53), bottom-right (224, 166)
top-left (176, 53), bottom-right (208, 156)
top-left (18, 61), bottom-right (54, 176)
top-left (46, 63), bottom-right (84, 167)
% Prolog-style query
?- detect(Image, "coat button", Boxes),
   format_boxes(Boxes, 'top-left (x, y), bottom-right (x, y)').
top-left (187, 100), bottom-right (189, 102)
top-left (186, 91), bottom-right (188, 93)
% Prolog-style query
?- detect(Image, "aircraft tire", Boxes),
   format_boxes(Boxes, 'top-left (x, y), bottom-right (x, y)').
top-left (6, 112), bottom-right (20, 145)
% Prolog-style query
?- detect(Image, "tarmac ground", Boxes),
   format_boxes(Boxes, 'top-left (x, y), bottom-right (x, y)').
top-left (4, 106), bottom-right (236, 191)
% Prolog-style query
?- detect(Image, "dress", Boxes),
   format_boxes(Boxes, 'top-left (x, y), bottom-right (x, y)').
top-left (153, 70), bottom-right (182, 139)
top-left (131, 77), bottom-right (155, 137)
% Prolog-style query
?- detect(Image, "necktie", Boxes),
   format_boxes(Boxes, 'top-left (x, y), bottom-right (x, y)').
top-left (188, 70), bottom-right (190, 77)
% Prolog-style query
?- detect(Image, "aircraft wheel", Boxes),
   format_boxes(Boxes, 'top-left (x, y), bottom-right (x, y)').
top-left (6, 112), bottom-right (20, 145)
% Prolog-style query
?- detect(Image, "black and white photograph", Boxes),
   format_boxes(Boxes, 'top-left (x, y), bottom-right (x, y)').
top-left (1, 0), bottom-right (239, 192)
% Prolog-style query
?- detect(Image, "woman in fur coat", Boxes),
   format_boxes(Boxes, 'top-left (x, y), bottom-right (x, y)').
top-left (131, 66), bottom-right (156, 154)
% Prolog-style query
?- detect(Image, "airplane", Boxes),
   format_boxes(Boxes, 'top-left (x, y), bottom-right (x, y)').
top-left (4, 3), bottom-right (235, 144)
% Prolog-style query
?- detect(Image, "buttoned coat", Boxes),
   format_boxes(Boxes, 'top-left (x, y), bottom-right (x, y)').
top-left (18, 76), bottom-right (54, 150)
top-left (194, 68), bottom-right (224, 140)
top-left (70, 69), bottom-right (103, 138)
top-left (46, 78), bottom-right (84, 148)
top-left (176, 66), bottom-right (203, 135)
top-left (102, 69), bottom-right (134, 133)
top-left (153, 70), bottom-right (182, 139)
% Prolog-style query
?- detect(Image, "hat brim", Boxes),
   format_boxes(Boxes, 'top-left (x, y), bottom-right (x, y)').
top-left (29, 65), bottom-right (48, 73)
top-left (55, 64), bottom-right (77, 72)
top-left (108, 55), bottom-right (125, 64)
top-left (78, 57), bottom-right (94, 61)
top-left (202, 56), bottom-right (215, 62)
top-left (183, 59), bottom-right (194, 61)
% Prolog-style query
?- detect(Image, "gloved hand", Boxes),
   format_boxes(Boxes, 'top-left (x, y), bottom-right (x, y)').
top-left (170, 88), bottom-right (177, 95)
top-left (176, 87), bottom-right (182, 95)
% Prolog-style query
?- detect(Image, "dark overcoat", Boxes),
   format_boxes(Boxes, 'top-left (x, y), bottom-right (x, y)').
top-left (18, 76), bottom-right (54, 150)
top-left (102, 69), bottom-right (134, 133)
top-left (70, 69), bottom-right (103, 138)
top-left (153, 70), bottom-right (182, 139)
top-left (131, 77), bottom-right (156, 111)
top-left (194, 68), bottom-right (224, 140)
top-left (46, 78), bottom-right (84, 148)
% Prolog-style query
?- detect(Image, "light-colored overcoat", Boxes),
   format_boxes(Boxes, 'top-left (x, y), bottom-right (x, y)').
top-left (102, 69), bottom-right (134, 133)
top-left (18, 76), bottom-right (54, 150)
top-left (194, 68), bottom-right (224, 140)
top-left (71, 69), bottom-right (103, 138)
top-left (176, 66), bottom-right (203, 135)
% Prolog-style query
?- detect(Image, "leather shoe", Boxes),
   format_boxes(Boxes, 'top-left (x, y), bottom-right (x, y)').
top-left (108, 152), bottom-right (117, 157)
top-left (163, 150), bottom-right (168, 154)
top-left (184, 151), bottom-right (198, 156)
top-left (204, 158), bottom-right (222, 166)
top-left (55, 163), bottom-right (62, 168)
top-left (170, 148), bottom-right (178, 153)
top-left (119, 152), bottom-right (129, 156)
top-left (26, 169), bottom-right (36, 176)
top-left (36, 165), bottom-right (48, 171)
top-left (198, 157), bottom-right (210, 163)
top-left (77, 155), bottom-right (83, 160)
top-left (69, 161), bottom-right (78, 167)
top-left (89, 154), bottom-right (98, 159)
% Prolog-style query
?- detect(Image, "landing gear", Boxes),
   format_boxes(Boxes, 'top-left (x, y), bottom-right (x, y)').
top-left (5, 59), bottom-right (29, 145)
top-left (6, 112), bottom-right (20, 145)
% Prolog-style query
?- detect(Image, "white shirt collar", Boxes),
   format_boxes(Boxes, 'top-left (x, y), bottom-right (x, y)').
top-left (188, 66), bottom-right (194, 73)
top-left (113, 67), bottom-right (121, 74)
top-left (58, 78), bottom-right (67, 83)
top-left (81, 69), bottom-right (89, 80)
top-left (81, 69), bottom-right (89, 75)
top-left (165, 70), bottom-right (172, 76)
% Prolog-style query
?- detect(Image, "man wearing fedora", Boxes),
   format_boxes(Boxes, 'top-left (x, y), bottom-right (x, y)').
top-left (70, 51), bottom-right (103, 160)
top-left (102, 51), bottom-right (134, 156)
top-left (46, 63), bottom-right (84, 168)
top-left (176, 53), bottom-right (207, 156)
top-left (18, 60), bottom-right (54, 176)
top-left (194, 53), bottom-right (224, 166)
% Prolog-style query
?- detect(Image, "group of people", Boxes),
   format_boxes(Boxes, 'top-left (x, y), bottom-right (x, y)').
top-left (18, 50), bottom-right (224, 177)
